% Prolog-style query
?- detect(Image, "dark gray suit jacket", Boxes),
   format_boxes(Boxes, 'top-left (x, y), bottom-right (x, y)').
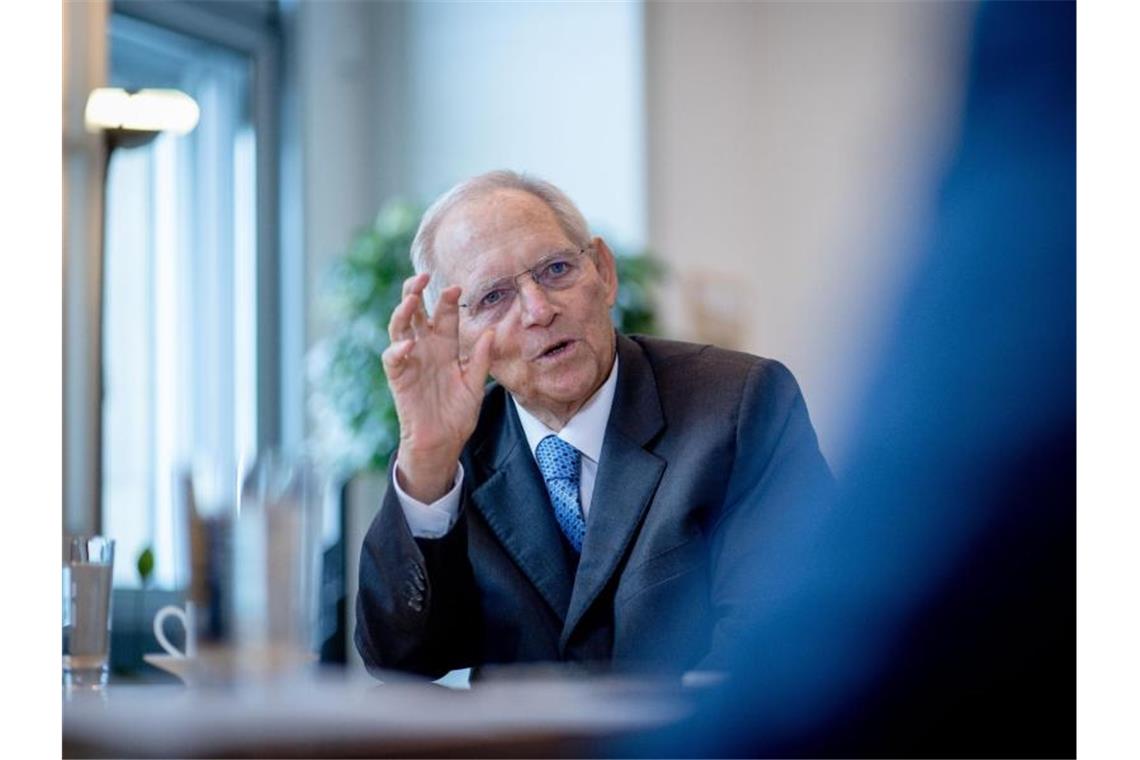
top-left (355, 333), bottom-right (832, 679)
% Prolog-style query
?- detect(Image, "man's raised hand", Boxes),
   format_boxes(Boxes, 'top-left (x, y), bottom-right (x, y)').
top-left (382, 273), bottom-right (493, 502)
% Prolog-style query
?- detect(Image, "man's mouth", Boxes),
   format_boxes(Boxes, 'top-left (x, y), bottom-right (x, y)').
top-left (536, 339), bottom-right (575, 360)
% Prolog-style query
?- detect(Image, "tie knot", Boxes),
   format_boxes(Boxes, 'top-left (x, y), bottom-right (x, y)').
top-left (535, 435), bottom-right (580, 482)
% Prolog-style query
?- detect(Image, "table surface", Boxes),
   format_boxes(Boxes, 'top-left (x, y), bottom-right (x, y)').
top-left (62, 668), bottom-right (696, 758)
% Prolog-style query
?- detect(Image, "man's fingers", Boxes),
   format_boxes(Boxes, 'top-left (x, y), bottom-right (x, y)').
top-left (400, 274), bottom-right (432, 336)
top-left (381, 338), bottom-right (416, 378)
top-left (432, 285), bottom-right (463, 339)
top-left (401, 272), bottom-right (429, 298)
top-left (463, 330), bottom-right (494, 395)
top-left (409, 293), bottom-right (429, 336)
top-left (387, 293), bottom-right (420, 343)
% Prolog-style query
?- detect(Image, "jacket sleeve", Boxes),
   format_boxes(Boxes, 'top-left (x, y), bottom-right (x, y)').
top-left (698, 359), bottom-right (835, 672)
top-left (354, 461), bottom-right (482, 679)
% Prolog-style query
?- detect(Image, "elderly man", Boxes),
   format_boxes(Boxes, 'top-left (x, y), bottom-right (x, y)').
top-left (355, 171), bottom-right (831, 679)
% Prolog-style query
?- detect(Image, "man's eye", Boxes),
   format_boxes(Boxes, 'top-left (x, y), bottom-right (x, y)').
top-left (542, 259), bottom-right (572, 279)
top-left (480, 289), bottom-right (509, 308)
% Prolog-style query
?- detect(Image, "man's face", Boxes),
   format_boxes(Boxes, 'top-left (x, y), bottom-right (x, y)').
top-left (434, 188), bottom-right (619, 425)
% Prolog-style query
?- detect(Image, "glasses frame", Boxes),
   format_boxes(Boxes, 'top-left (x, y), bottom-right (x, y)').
top-left (457, 245), bottom-right (593, 321)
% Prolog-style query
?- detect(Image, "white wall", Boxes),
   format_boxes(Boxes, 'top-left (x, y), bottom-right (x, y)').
top-left (296, 0), bottom-right (385, 344)
top-left (377, 0), bottom-right (647, 248)
top-left (645, 0), bottom-right (973, 468)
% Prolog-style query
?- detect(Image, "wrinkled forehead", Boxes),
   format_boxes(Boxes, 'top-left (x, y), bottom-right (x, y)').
top-left (434, 188), bottom-right (574, 285)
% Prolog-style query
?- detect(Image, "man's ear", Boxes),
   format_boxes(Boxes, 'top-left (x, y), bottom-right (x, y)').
top-left (592, 237), bottom-right (619, 307)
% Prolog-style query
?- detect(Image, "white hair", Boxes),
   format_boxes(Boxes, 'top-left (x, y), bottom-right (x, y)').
top-left (410, 170), bottom-right (592, 310)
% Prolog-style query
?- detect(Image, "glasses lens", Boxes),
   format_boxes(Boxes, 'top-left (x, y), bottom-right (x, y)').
top-left (469, 284), bottom-right (515, 322)
top-left (534, 255), bottom-right (581, 290)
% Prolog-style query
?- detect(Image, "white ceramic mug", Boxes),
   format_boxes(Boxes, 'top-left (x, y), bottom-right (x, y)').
top-left (153, 601), bottom-right (197, 658)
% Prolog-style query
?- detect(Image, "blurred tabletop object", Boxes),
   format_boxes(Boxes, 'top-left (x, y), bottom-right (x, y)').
top-left (62, 668), bottom-right (695, 758)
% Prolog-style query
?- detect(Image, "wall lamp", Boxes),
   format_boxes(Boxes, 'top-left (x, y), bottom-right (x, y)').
top-left (85, 87), bottom-right (200, 148)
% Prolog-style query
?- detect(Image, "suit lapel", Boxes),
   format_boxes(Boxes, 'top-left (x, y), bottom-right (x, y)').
top-left (470, 401), bottom-right (575, 621)
top-left (561, 334), bottom-right (666, 650)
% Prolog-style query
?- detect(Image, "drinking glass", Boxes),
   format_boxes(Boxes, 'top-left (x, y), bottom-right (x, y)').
top-left (236, 451), bottom-right (326, 666)
top-left (63, 535), bottom-right (115, 689)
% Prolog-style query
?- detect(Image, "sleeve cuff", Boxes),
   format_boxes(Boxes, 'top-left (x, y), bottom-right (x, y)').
top-left (391, 457), bottom-right (464, 539)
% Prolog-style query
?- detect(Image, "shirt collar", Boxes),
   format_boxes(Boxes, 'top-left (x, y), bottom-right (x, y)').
top-left (512, 352), bottom-right (619, 465)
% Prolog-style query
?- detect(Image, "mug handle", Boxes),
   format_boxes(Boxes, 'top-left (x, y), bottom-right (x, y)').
top-left (153, 605), bottom-right (189, 658)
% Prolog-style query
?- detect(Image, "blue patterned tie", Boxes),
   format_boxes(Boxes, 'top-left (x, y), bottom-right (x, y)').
top-left (535, 435), bottom-right (586, 552)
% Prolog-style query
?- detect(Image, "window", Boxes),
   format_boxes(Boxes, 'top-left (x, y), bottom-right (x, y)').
top-left (102, 9), bottom-right (270, 589)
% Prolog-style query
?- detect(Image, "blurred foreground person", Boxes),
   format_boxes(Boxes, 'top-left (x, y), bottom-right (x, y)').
top-left (623, 1), bottom-right (1075, 756)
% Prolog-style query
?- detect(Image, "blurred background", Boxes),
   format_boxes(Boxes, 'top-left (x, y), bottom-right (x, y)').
top-left (63, 0), bottom-right (976, 675)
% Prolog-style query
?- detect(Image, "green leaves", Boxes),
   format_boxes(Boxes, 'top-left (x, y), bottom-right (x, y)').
top-left (136, 546), bottom-right (155, 586)
top-left (309, 200), bottom-right (422, 474)
top-left (613, 251), bottom-right (666, 335)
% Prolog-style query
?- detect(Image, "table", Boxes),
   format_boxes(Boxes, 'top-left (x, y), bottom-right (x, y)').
top-left (62, 669), bottom-right (696, 758)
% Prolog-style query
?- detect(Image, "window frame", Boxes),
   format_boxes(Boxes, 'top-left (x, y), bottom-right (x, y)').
top-left (112, 0), bottom-right (294, 461)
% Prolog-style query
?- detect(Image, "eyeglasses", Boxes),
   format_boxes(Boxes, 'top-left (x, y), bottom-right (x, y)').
top-left (458, 247), bottom-right (591, 324)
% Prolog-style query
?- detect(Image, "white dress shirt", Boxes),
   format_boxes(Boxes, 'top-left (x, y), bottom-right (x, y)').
top-left (393, 354), bottom-right (620, 538)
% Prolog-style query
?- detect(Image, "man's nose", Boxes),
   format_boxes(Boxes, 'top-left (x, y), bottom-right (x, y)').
top-left (517, 278), bottom-right (556, 326)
